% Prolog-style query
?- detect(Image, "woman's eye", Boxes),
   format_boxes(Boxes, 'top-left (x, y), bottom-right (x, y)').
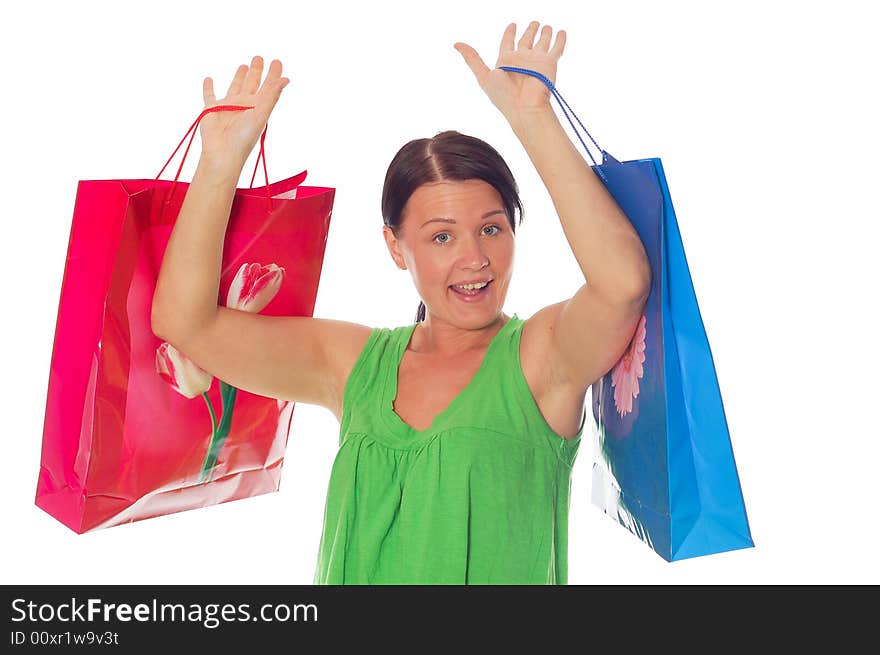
top-left (434, 225), bottom-right (499, 244)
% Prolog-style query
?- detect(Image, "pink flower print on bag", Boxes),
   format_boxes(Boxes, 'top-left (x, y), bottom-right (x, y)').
top-left (610, 314), bottom-right (647, 417)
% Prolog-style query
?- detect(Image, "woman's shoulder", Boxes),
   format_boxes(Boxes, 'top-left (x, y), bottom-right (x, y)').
top-left (516, 303), bottom-right (588, 440)
top-left (321, 318), bottom-right (409, 420)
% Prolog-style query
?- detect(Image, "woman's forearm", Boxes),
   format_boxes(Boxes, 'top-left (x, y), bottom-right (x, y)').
top-left (151, 155), bottom-right (242, 340)
top-left (509, 107), bottom-right (651, 301)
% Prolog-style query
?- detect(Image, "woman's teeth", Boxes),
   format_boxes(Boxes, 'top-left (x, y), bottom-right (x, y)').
top-left (451, 281), bottom-right (490, 296)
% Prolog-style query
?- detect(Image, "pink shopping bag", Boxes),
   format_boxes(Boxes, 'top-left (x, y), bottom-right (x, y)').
top-left (35, 107), bottom-right (335, 533)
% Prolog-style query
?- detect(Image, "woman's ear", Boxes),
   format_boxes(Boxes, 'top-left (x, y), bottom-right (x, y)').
top-left (382, 226), bottom-right (408, 270)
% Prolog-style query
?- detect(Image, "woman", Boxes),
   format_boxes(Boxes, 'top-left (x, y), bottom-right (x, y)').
top-left (151, 21), bottom-right (651, 584)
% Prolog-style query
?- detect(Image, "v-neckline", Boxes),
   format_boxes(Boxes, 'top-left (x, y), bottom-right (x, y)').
top-left (385, 315), bottom-right (515, 436)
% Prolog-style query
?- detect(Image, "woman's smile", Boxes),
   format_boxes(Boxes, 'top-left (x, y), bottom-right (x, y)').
top-left (449, 278), bottom-right (493, 301)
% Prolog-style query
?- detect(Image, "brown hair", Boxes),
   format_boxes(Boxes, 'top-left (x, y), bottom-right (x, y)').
top-left (381, 130), bottom-right (524, 323)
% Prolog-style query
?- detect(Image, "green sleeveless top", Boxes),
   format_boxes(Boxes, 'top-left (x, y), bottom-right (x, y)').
top-left (314, 314), bottom-right (584, 585)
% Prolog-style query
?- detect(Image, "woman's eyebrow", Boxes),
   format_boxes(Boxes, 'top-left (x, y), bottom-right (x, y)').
top-left (420, 209), bottom-right (505, 229)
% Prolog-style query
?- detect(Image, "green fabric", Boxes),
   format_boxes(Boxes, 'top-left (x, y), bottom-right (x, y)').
top-left (314, 314), bottom-right (584, 585)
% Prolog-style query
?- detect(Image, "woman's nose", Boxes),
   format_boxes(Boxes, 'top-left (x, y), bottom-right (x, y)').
top-left (458, 235), bottom-right (489, 270)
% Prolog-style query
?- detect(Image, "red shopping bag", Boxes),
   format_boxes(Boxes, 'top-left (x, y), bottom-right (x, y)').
top-left (35, 107), bottom-right (335, 533)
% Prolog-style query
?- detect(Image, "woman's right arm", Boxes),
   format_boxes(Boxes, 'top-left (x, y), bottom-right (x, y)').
top-left (154, 307), bottom-right (372, 418)
top-left (151, 56), bottom-right (369, 416)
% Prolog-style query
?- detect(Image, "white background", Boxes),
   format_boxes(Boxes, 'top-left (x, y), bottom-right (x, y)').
top-left (2, 0), bottom-right (877, 585)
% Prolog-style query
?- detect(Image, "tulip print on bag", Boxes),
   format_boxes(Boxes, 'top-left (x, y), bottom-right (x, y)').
top-left (195, 262), bottom-right (286, 483)
top-left (35, 106), bottom-right (334, 533)
top-left (155, 342), bottom-right (214, 400)
top-left (226, 263), bottom-right (285, 313)
top-left (155, 342), bottom-right (220, 481)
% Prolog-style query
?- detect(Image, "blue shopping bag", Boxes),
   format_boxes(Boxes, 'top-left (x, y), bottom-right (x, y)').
top-left (501, 66), bottom-right (754, 561)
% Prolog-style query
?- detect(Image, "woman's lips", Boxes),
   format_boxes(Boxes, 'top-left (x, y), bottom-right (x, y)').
top-left (449, 280), bottom-right (492, 301)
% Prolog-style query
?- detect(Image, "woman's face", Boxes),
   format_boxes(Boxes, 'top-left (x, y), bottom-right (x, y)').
top-left (383, 179), bottom-right (515, 329)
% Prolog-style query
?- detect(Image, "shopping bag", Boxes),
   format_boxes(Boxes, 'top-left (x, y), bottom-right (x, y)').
top-left (35, 106), bottom-right (335, 533)
top-left (500, 66), bottom-right (754, 561)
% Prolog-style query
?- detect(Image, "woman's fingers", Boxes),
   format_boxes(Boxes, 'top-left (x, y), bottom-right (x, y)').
top-left (253, 59), bottom-right (287, 119)
top-left (453, 42), bottom-right (489, 85)
top-left (206, 56), bottom-right (287, 125)
top-left (549, 29), bottom-right (566, 59)
top-left (222, 57), bottom-right (285, 103)
top-left (498, 22), bottom-right (516, 57)
top-left (257, 59), bottom-right (283, 95)
top-left (517, 21), bottom-right (540, 50)
top-left (535, 25), bottom-right (552, 52)
top-left (203, 77), bottom-right (216, 106)
top-left (242, 55), bottom-right (264, 94)
top-left (226, 64), bottom-right (248, 97)
top-left (254, 75), bottom-right (290, 122)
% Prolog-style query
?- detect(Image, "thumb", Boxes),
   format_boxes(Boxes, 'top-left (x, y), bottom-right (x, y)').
top-left (454, 42), bottom-right (490, 85)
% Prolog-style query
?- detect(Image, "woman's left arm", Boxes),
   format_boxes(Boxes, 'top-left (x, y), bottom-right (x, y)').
top-left (455, 21), bottom-right (652, 390)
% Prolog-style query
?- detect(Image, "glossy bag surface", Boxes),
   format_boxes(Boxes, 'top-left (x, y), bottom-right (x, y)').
top-left (589, 155), bottom-right (753, 561)
top-left (35, 116), bottom-right (335, 533)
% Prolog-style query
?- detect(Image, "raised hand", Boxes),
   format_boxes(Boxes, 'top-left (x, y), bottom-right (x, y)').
top-left (199, 56), bottom-right (290, 172)
top-left (454, 21), bottom-right (565, 125)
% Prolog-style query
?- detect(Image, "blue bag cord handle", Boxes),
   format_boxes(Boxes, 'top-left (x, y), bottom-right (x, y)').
top-left (498, 65), bottom-right (615, 183)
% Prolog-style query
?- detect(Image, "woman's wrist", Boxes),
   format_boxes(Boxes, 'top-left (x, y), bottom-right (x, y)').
top-left (193, 153), bottom-right (244, 188)
top-left (508, 104), bottom-right (558, 135)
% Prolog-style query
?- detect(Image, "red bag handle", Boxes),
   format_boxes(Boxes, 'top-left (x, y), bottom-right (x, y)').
top-left (156, 104), bottom-right (273, 212)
